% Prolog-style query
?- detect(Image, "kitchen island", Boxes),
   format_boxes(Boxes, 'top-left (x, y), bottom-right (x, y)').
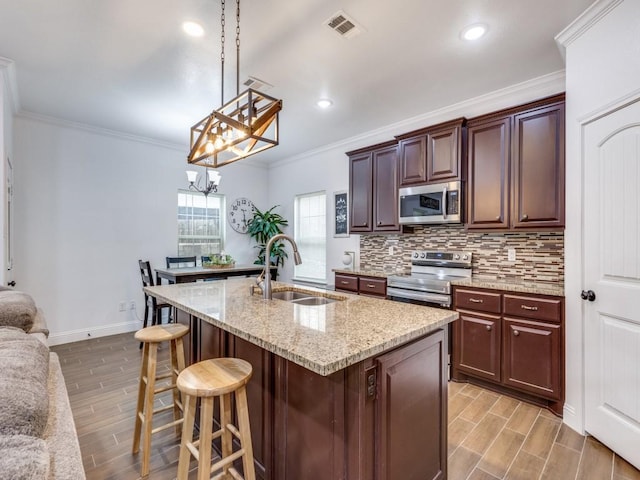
top-left (145, 277), bottom-right (458, 480)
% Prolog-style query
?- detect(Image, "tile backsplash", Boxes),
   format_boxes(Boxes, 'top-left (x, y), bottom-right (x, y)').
top-left (359, 225), bottom-right (564, 283)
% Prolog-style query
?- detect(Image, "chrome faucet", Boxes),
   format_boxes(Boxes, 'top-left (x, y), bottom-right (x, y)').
top-left (258, 234), bottom-right (302, 299)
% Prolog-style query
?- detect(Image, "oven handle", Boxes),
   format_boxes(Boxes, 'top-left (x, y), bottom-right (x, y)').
top-left (386, 287), bottom-right (451, 307)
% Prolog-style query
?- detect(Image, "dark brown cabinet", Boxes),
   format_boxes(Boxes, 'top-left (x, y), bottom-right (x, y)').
top-left (335, 272), bottom-right (387, 298)
top-left (179, 314), bottom-right (446, 480)
top-left (348, 141), bottom-right (400, 233)
top-left (466, 95), bottom-right (565, 231)
top-left (397, 118), bottom-right (466, 187)
top-left (452, 287), bottom-right (564, 415)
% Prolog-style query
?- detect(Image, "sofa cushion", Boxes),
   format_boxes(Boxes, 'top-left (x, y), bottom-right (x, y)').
top-left (0, 290), bottom-right (37, 331)
top-left (0, 434), bottom-right (50, 479)
top-left (29, 308), bottom-right (50, 338)
top-left (0, 327), bottom-right (50, 437)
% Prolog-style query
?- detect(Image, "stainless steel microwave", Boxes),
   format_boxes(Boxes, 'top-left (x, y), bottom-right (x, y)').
top-left (398, 181), bottom-right (462, 224)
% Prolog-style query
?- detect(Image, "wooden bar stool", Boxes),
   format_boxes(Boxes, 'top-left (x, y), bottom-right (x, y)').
top-left (177, 358), bottom-right (256, 480)
top-left (132, 323), bottom-right (189, 478)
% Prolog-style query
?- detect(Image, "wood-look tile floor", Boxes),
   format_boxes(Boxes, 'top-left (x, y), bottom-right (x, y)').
top-left (52, 333), bottom-right (640, 480)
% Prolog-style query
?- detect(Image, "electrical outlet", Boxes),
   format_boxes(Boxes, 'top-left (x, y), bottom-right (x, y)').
top-left (388, 246), bottom-right (394, 255)
top-left (129, 301), bottom-right (136, 310)
top-left (507, 248), bottom-right (516, 262)
top-left (118, 302), bottom-right (126, 312)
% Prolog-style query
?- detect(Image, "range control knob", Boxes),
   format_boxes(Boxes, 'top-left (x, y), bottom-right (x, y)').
top-left (462, 254), bottom-right (469, 260)
top-left (413, 252), bottom-right (419, 259)
top-left (420, 252), bottom-right (427, 259)
top-left (454, 254), bottom-right (460, 260)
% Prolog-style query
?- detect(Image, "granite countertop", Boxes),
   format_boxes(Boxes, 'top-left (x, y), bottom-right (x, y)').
top-left (452, 277), bottom-right (564, 297)
top-left (144, 277), bottom-right (457, 376)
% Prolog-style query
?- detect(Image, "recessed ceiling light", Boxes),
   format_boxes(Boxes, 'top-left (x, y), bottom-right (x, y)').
top-left (182, 21), bottom-right (204, 37)
top-left (461, 23), bottom-right (488, 41)
top-left (317, 98), bottom-right (333, 109)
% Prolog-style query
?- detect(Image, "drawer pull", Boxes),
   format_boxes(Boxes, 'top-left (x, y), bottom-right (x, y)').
top-left (340, 281), bottom-right (350, 285)
top-left (469, 298), bottom-right (484, 303)
top-left (522, 214), bottom-right (529, 221)
top-left (513, 330), bottom-right (520, 336)
top-left (485, 325), bottom-right (492, 331)
top-left (521, 305), bottom-right (538, 311)
top-left (366, 284), bottom-right (376, 288)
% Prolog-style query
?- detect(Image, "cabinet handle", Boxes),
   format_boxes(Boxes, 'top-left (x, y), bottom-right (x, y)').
top-left (513, 330), bottom-right (520, 336)
top-left (521, 214), bottom-right (529, 221)
top-left (486, 325), bottom-right (492, 331)
top-left (366, 284), bottom-right (376, 288)
top-left (377, 221), bottom-right (382, 225)
top-left (521, 305), bottom-right (538, 311)
top-left (340, 281), bottom-right (349, 285)
top-left (469, 298), bottom-right (483, 303)
top-left (495, 215), bottom-right (501, 221)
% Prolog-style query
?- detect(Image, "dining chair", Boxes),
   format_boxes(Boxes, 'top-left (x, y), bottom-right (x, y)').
top-left (201, 255), bottom-right (211, 265)
top-left (166, 256), bottom-right (197, 269)
top-left (138, 260), bottom-right (173, 346)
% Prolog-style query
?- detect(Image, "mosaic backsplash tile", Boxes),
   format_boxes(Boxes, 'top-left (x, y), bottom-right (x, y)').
top-left (359, 225), bottom-right (564, 284)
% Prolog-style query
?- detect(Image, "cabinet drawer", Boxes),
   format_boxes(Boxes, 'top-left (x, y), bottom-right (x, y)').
top-left (358, 277), bottom-right (387, 297)
top-left (455, 289), bottom-right (501, 314)
top-left (503, 295), bottom-right (562, 323)
top-left (335, 274), bottom-right (358, 292)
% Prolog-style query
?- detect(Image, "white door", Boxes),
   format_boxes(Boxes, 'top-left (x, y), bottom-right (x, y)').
top-left (583, 97), bottom-right (640, 470)
top-left (3, 156), bottom-right (13, 287)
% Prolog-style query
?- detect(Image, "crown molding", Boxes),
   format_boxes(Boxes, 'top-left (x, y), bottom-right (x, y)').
top-left (270, 70), bottom-right (566, 169)
top-left (17, 110), bottom-right (188, 152)
top-left (555, 0), bottom-right (623, 60)
top-left (0, 56), bottom-right (21, 113)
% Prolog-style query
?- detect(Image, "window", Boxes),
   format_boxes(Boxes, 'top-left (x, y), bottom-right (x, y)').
top-left (294, 192), bottom-right (326, 282)
top-left (177, 191), bottom-right (225, 258)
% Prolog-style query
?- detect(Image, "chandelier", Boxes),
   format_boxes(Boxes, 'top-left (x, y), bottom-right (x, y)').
top-left (187, 0), bottom-right (282, 169)
top-left (186, 168), bottom-right (221, 196)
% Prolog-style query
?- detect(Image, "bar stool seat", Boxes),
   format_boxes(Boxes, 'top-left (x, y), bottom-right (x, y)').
top-left (132, 323), bottom-right (189, 478)
top-left (177, 358), bottom-right (256, 480)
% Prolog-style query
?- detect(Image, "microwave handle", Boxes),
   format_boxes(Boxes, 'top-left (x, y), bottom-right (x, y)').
top-left (442, 185), bottom-right (448, 219)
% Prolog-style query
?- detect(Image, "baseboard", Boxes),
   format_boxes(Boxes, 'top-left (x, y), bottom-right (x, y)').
top-left (48, 321), bottom-right (140, 346)
top-left (562, 402), bottom-right (585, 435)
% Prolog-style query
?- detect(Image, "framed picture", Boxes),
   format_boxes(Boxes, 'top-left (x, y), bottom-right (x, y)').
top-left (333, 191), bottom-right (349, 237)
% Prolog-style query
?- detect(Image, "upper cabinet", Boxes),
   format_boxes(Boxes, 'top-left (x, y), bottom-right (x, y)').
top-left (397, 118), bottom-right (466, 187)
top-left (466, 95), bottom-right (565, 231)
top-left (348, 141), bottom-right (400, 234)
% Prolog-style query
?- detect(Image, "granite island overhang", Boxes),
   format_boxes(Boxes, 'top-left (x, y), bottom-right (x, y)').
top-left (144, 277), bottom-right (457, 480)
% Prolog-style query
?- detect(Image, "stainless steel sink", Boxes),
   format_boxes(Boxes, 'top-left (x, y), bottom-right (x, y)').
top-left (271, 289), bottom-right (343, 305)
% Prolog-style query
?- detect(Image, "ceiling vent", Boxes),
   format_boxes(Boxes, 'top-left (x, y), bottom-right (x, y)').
top-left (325, 10), bottom-right (364, 39)
top-left (243, 76), bottom-right (273, 92)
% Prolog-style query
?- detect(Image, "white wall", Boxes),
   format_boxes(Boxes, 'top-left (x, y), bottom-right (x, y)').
top-left (557, 0), bottom-right (640, 434)
top-left (13, 115), bottom-right (267, 344)
top-left (0, 60), bottom-right (16, 285)
top-left (269, 71), bottom-right (566, 283)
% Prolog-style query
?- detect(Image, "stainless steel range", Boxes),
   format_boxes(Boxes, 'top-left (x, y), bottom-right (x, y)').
top-left (387, 250), bottom-right (472, 308)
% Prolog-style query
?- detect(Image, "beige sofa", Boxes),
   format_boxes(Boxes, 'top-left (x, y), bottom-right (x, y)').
top-left (0, 288), bottom-right (85, 479)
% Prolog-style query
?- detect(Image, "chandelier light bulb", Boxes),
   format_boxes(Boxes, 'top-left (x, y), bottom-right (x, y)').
top-left (205, 140), bottom-right (215, 154)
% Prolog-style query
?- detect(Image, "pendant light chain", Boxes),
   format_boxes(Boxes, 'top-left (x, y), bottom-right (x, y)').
top-left (220, 0), bottom-right (226, 106)
top-left (236, 0), bottom-right (240, 96)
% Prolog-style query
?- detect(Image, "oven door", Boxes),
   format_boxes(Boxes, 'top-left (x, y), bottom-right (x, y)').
top-left (386, 287), bottom-right (451, 308)
top-left (399, 181), bottom-right (462, 224)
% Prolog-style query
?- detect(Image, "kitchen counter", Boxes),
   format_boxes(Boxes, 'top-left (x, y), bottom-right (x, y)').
top-left (144, 277), bottom-right (457, 376)
top-left (452, 276), bottom-right (564, 297)
top-left (144, 276), bottom-right (452, 479)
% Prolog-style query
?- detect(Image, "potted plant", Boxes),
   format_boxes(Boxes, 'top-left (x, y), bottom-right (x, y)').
top-left (247, 205), bottom-right (289, 267)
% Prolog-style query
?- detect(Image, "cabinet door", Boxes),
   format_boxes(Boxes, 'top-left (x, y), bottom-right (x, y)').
top-left (399, 135), bottom-right (427, 186)
top-left (467, 117), bottom-right (510, 229)
top-left (512, 103), bottom-right (565, 228)
top-left (453, 310), bottom-right (501, 382)
top-left (373, 145), bottom-right (400, 232)
top-left (502, 318), bottom-right (561, 400)
top-left (334, 273), bottom-right (358, 293)
top-left (199, 319), bottom-right (225, 361)
top-left (427, 122), bottom-right (462, 182)
top-left (358, 276), bottom-right (387, 297)
top-left (375, 331), bottom-right (446, 480)
top-left (176, 308), bottom-right (195, 366)
top-left (349, 152), bottom-right (373, 232)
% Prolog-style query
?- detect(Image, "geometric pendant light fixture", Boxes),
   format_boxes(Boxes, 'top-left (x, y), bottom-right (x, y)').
top-left (187, 0), bottom-right (282, 169)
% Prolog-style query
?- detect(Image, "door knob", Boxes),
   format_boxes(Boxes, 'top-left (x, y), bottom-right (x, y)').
top-left (581, 290), bottom-right (596, 302)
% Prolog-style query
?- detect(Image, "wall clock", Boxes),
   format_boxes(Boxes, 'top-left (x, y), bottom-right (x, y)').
top-left (228, 198), bottom-right (256, 234)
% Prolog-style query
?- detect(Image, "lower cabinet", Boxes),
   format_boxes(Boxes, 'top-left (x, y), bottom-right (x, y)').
top-left (452, 287), bottom-right (564, 414)
top-left (335, 272), bottom-right (387, 298)
top-left (189, 316), bottom-right (445, 480)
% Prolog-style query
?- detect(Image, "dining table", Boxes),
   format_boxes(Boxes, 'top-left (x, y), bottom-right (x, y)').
top-left (154, 264), bottom-right (278, 285)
